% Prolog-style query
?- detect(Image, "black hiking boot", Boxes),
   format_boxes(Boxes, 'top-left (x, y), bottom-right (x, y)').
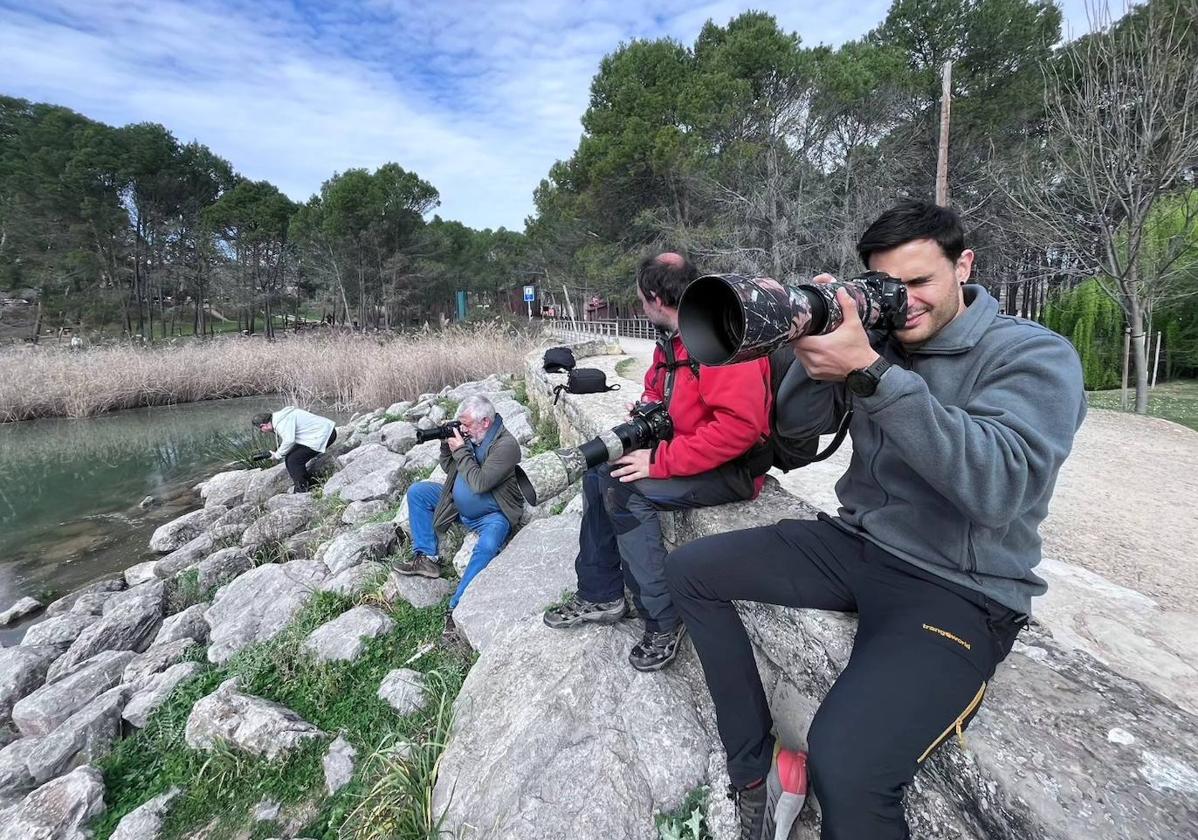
top-left (729, 747), bottom-right (809, 840)
top-left (628, 624), bottom-right (687, 672)
top-left (392, 552), bottom-right (442, 579)
top-left (543, 593), bottom-right (628, 629)
top-left (729, 779), bottom-right (769, 840)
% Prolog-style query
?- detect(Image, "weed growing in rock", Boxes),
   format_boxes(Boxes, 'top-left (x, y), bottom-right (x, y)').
top-left (164, 568), bottom-right (211, 616)
top-left (656, 787), bottom-right (712, 840)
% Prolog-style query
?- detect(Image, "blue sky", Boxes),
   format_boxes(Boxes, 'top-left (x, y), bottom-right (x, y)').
top-left (0, 0), bottom-right (1097, 231)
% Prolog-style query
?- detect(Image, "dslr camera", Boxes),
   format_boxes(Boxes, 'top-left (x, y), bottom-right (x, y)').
top-left (415, 420), bottom-right (464, 444)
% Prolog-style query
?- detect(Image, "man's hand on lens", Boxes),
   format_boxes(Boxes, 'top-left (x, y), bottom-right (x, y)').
top-left (793, 288), bottom-right (880, 380)
top-left (447, 427), bottom-right (467, 452)
top-left (611, 448), bottom-right (652, 483)
top-left (270, 450), bottom-right (281, 460)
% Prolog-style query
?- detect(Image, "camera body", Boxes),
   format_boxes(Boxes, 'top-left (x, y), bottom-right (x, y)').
top-left (415, 420), bottom-right (464, 444)
top-left (622, 402), bottom-right (674, 450)
top-left (677, 271), bottom-right (909, 365)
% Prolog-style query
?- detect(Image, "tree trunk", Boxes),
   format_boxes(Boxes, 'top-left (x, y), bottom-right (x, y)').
top-left (1129, 289), bottom-right (1149, 414)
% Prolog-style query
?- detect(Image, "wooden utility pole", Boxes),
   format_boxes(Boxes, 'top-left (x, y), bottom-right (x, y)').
top-left (935, 61), bottom-right (953, 206)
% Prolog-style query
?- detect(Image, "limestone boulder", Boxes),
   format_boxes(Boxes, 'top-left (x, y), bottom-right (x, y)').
top-left (123, 662), bottom-right (201, 728)
top-left (0, 597), bottom-right (41, 626)
top-left (322, 523), bottom-right (398, 575)
top-left (324, 444), bottom-right (407, 502)
top-left (44, 579), bottom-right (124, 617)
top-left (198, 469), bottom-right (254, 508)
top-left (381, 571), bottom-right (455, 609)
top-left (320, 562), bottom-right (388, 597)
top-left (152, 602), bottom-right (209, 647)
top-left (240, 505), bottom-right (317, 551)
top-left (264, 492), bottom-right (317, 513)
top-left (445, 376), bottom-right (511, 401)
top-left (302, 606), bottom-right (395, 663)
top-left (452, 514), bottom-right (580, 652)
top-left (402, 441), bottom-right (442, 472)
top-left (204, 560), bottom-right (328, 664)
top-left (451, 532), bottom-right (480, 577)
top-left (109, 787), bottom-right (180, 840)
top-left (184, 678), bottom-right (324, 759)
top-left (432, 617), bottom-right (711, 840)
top-left (341, 499), bottom-right (389, 525)
top-left (149, 506), bottom-right (228, 553)
top-left (0, 765), bottom-right (105, 840)
top-left (122, 638), bottom-right (197, 686)
top-left (46, 581), bottom-right (164, 681)
top-left (11, 651), bottom-right (134, 737)
top-left (154, 530), bottom-right (225, 579)
top-left (20, 613), bottom-right (99, 649)
top-left (242, 463), bottom-right (292, 505)
top-left (0, 736), bottom-right (41, 808)
top-left (196, 548), bottom-right (254, 592)
top-left (385, 400), bottom-right (412, 417)
top-left (322, 735), bottom-right (357, 795)
top-left (122, 561), bottom-right (159, 587)
top-left (0, 646), bottom-right (60, 727)
top-left (380, 421), bottom-right (419, 454)
top-left (23, 688), bottom-right (125, 784)
top-left (377, 669), bottom-right (428, 717)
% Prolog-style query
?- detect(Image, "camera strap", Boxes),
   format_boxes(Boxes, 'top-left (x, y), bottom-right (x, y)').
top-left (658, 334), bottom-right (698, 410)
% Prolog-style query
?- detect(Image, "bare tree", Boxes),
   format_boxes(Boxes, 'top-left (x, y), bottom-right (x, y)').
top-left (1011, 0), bottom-right (1198, 412)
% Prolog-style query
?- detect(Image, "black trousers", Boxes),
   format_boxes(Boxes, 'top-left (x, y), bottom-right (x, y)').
top-left (575, 460), bottom-right (754, 632)
top-left (666, 515), bottom-right (1024, 840)
top-left (284, 429), bottom-right (336, 492)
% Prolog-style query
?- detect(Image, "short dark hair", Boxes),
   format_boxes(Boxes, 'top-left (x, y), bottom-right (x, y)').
top-left (251, 412), bottom-right (272, 428)
top-left (636, 252), bottom-right (698, 308)
top-left (857, 200), bottom-right (966, 268)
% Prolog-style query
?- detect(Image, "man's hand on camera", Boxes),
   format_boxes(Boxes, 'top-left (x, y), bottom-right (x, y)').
top-left (270, 450), bottom-right (281, 460)
top-left (611, 449), bottom-right (652, 483)
top-left (793, 288), bottom-right (879, 380)
top-left (447, 427), bottom-right (467, 452)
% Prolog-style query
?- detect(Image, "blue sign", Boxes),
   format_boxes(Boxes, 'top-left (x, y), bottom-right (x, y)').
top-left (523, 285), bottom-right (536, 302)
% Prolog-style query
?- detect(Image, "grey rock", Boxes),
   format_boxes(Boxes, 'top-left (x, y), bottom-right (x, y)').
top-left (154, 531), bottom-right (223, 579)
top-left (415, 415), bottom-right (438, 431)
top-left (450, 532), bottom-right (480, 577)
top-left (0, 736), bottom-right (40, 808)
top-left (324, 444), bottom-right (407, 502)
top-left (323, 734), bottom-right (357, 795)
top-left (341, 499), bottom-right (389, 525)
top-left (198, 469), bottom-right (254, 508)
top-left (123, 662), bottom-right (201, 728)
top-left (109, 787), bottom-right (180, 840)
top-left (500, 409), bottom-right (535, 445)
top-left (242, 463), bottom-right (292, 505)
top-left (382, 571), bottom-right (455, 609)
top-left (406, 400), bottom-right (433, 420)
top-left (122, 638), bottom-right (197, 686)
top-left (184, 678), bottom-right (324, 759)
top-left (303, 606), bottom-right (394, 663)
top-left (196, 548), bottom-right (253, 592)
top-left (264, 492), bottom-right (317, 513)
top-left (402, 440), bottom-right (442, 471)
top-left (0, 765), bottom-right (105, 840)
top-left (320, 562), bottom-right (388, 597)
top-left (241, 505), bottom-right (317, 551)
top-left (377, 669), bottom-right (427, 716)
top-left (20, 613), bottom-right (99, 649)
top-left (562, 493), bottom-right (585, 516)
top-left (24, 687), bottom-right (124, 784)
top-left (323, 523), bottom-right (398, 575)
top-left (445, 377), bottom-right (511, 401)
top-left (204, 560), bottom-right (328, 664)
top-left (65, 591), bottom-right (119, 617)
top-left (452, 514), bottom-right (580, 652)
top-left (138, 495), bottom-right (156, 509)
top-left (432, 616), bottom-right (710, 840)
top-left (123, 561), bottom-right (159, 587)
top-left (282, 528), bottom-right (327, 561)
top-left (385, 400), bottom-right (412, 417)
top-left (0, 646), bottom-right (59, 726)
top-left (380, 420), bottom-right (418, 454)
top-left (12, 650), bottom-right (134, 736)
top-left (149, 506), bottom-right (228, 553)
top-left (252, 798), bottom-right (281, 822)
top-left (341, 464), bottom-right (408, 504)
top-left (0, 597), bottom-right (41, 626)
top-left (152, 603), bottom-right (209, 647)
top-left (44, 579), bottom-right (124, 617)
top-left (214, 501), bottom-right (261, 529)
top-left (47, 580), bottom-right (164, 681)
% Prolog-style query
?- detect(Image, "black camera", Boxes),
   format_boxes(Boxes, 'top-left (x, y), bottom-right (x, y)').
top-left (678, 271), bottom-right (909, 365)
top-left (250, 451), bottom-right (272, 463)
top-left (415, 420), bottom-right (464, 444)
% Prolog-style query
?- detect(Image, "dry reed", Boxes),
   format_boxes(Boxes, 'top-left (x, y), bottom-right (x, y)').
top-left (0, 326), bottom-right (532, 422)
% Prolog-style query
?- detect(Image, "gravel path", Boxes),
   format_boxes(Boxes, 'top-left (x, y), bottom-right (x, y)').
top-left (616, 338), bottom-right (1198, 611)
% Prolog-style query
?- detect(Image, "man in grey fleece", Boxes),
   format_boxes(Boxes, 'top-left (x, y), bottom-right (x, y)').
top-left (666, 200), bottom-right (1087, 840)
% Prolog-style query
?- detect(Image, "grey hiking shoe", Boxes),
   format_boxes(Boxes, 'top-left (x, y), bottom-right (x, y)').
top-left (729, 780), bottom-right (768, 840)
top-left (730, 747), bottom-right (809, 840)
top-left (392, 552), bottom-right (441, 579)
top-left (543, 593), bottom-right (628, 629)
top-left (628, 624), bottom-right (687, 672)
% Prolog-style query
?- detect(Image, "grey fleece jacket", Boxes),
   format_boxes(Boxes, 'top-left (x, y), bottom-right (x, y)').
top-left (776, 284), bottom-right (1086, 615)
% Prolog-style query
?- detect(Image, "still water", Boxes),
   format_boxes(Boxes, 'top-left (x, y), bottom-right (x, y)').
top-left (0, 396), bottom-right (328, 643)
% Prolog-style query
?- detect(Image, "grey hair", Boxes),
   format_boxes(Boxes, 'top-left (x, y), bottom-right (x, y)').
top-left (456, 394), bottom-right (496, 423)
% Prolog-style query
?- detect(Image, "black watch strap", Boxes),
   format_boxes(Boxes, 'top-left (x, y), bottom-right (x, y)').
top-left (848, 356), bottom-right (891, 396)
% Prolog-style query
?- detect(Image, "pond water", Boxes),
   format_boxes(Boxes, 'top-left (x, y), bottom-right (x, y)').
top-left (0, 396), bottom-right (343, 644)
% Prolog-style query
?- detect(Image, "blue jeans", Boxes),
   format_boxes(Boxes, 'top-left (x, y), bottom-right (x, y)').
top-left (405, 481), bottom-right (511, 609)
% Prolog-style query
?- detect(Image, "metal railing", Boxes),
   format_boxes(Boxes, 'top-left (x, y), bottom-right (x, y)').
top-left (543, 317), bottom-right (655, 342)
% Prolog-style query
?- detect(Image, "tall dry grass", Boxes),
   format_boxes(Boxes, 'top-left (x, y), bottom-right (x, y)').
top-left (0, 326), bottom-right (532, 422)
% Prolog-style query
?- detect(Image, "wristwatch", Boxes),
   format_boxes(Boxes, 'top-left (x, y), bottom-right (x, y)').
top-left (846, 356), bottom-right (892, 397)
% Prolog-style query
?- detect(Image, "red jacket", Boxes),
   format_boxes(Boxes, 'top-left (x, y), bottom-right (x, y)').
top-left (644, 334), bottom-right (772, 486)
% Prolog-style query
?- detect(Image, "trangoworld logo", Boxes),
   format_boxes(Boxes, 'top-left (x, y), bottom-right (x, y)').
top-left (922, 623), bottom-right (971, 651)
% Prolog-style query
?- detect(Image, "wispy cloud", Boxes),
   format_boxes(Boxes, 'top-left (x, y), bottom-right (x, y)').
top-left (0, 0), bottom-right (1094, 231)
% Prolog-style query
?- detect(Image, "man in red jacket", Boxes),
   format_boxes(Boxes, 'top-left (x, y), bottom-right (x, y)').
top-left (543, 253), bottom-right (772, 671)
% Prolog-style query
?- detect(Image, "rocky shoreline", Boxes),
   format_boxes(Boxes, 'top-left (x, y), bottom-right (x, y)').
top-left (0, 372), bottom-right (552, 839)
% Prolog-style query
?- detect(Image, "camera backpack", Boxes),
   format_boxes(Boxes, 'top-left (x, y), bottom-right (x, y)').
top-left (542, 346), bottom-right (577, 373)
top-left (552, 367), bottom-right (620, 404)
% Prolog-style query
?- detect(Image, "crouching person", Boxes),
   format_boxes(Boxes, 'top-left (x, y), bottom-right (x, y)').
top-left (393, 395), bottom-right (524, 615)
top-left (542, 252), bottom-right (772, 672)
top-left (252, 407), bottom-right (337, 493)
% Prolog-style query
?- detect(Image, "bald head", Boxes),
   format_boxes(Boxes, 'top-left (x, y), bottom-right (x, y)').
top-left (656, 252), bottom-right (686, 269)
top-left (636, 251), bottom-right (698, 309)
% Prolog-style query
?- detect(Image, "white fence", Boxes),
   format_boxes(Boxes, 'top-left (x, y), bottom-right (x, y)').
top-left (543, 317), bottom-right (656, 342)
